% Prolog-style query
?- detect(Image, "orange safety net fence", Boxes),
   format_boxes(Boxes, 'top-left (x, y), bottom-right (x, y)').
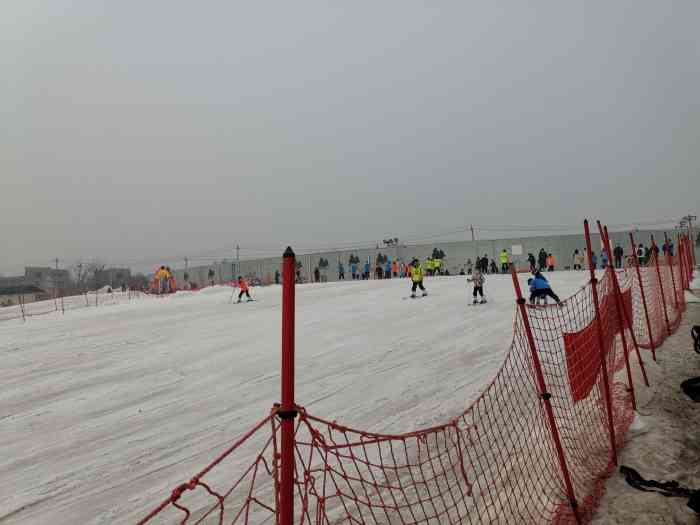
top-left (138, 236), bottom-right (693, 525)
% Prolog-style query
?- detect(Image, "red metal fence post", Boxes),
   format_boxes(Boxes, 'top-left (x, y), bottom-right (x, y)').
top-left (682, 234), bottom-right (693, 288)
top-left (664, 233), bottom-right (680, 311)
top-left (584, 220), bottom-right (618, 465)
top-left (600, 224), bottom-right (648, 395)
top-left (650, 236), bottom-right (672, 336)
top-left (280, 247), bottom-right (297, 525)
top-left (509, 264), bottom-right (580, 523)
top-left (629, 232), bottom-right (656, 360)
top-left (677, 234), bottom-right (687, 293)
top-left (597, 225), bottom-right (636, 408)
top-left (686, 235), bottom-right (695, 285)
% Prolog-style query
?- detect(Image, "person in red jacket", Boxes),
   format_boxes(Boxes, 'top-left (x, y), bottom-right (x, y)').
top-left (237, 276), bottom-right (253, 303)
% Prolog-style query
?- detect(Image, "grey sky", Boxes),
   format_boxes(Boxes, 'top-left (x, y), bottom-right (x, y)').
top-left (2, 1), bottom-right (699, 274)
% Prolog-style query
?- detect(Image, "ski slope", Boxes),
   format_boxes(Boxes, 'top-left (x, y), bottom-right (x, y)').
top-left (0, 272), bottom-right (591, 524)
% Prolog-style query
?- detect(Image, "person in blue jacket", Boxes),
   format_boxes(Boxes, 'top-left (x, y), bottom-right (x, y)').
top-left (529, 271), bottom-right (561, 305)
top-left (363, 261), bottom-right (371, 280)
top-left (384, 259), bottom-right (392, 280)
top-left (350, 262), bottom-right (358, 280)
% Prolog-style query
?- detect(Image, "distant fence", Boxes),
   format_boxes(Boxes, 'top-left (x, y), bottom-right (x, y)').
top-left (0, 288), bottom-right (150, 323)
top-left (138, 222), bottom-right (694, 524)
top-left (173, 228), bottom-right (697, 289)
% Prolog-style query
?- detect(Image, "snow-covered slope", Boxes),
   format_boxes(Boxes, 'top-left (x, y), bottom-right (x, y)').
top-left (0, 272), bottom-right (590, 524)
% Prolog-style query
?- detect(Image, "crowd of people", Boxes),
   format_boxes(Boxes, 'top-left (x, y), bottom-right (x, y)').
top-left (152, 237), bottom-right (678, 303)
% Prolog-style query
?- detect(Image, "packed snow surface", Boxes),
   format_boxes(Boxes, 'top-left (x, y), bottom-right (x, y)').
top-left (0, 272), bottom-right (591, 524)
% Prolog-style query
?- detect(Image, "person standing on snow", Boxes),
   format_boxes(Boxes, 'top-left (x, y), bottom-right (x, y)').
top-left (499, 249), bottom-right (509, 274)
top-left (527, 253), bottom-right (537, 272)
top-left (410, 259), bottom-right (427, 298)
top-left (529, 271), bottom-right (561, 305)
top-left (546, 253), bottom-right (556, 271)
top-left (469, 267), bottom-right (486, 304)
top-left (236, 276), bottom-right (252, 302)
top-left (350, 261), bottom-right (358, 280)
top-left (363, 261), bottom-right (370, 280)
top-left (613, 244), bottom-right (624, 268)
top-left (208, 268), bottom-right (215, 287)
top-left (338, 261), bottom-right (345, 280)
top-left (538, 249), bottom-right (547, 272)
top-left (384, 259), bottom-right (392, 280)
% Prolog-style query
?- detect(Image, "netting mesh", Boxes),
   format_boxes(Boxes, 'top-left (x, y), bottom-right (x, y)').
top-left (0, 289), bottom-right (153, 322)
top-left (138, 241), bottom-right (692, 525)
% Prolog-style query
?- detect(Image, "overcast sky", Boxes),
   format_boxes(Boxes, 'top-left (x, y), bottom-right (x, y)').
top-left (2, 1), bottom-right (699, 274)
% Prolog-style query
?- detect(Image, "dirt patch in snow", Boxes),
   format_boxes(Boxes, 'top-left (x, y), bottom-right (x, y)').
top-left (593, 296), bottom-right (700, 524)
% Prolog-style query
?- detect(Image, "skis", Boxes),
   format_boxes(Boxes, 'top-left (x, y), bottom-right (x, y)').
top-left (231, 298), bottom-right (256, 305)
top-left (402, 294), bottom-right (429, 300)
top-left (468, 300), bottom-right (488, 306)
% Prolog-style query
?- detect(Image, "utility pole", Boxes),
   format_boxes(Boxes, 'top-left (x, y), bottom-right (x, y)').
top-left (236, 244), bottom-right (240, 278)
top-left (54, 258), bottom-right (59, 299)
top-left (470, 224), bottom-right (478, 266)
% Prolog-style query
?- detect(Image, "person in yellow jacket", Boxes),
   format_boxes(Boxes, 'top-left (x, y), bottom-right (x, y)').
top-left (410, 259), bottom-right (427, 298)
top-left (499, 249), bottom-right (509, 274)
top-left (154, 266), bottom-right (168, 294)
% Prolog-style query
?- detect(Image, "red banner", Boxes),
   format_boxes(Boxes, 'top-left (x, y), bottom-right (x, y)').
top-left (563, 287), bottom-right (631, 402)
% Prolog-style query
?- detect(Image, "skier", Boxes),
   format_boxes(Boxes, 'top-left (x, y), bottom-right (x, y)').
top-left (573, 249), bottom-right (584, 270)
top-left (384, 259), bottom-right (392, 280)
top-left (363, 261), bottom-right (370, 280)
top-left (275, 269), bottom-right (280, 285)
top-left (208, 268), bottom-right (215, 286)
top-left (338, 261), bottom-right (345, 280)
top-left (468, 267), bottom-right (486, 304)
top-left (600, 249), bottom-right (609, 269)
top-left (528, 278), bottom-right (545, 305)
top-left (489, 259), bottom-right (498, 274)
top-left (529, 271), bottom-right (561, 305)
top-left (466, 258), bottom-right (473, 275)
top-left (410, 258), bottom-right (427, 298)
top-left (499, 249), bottom-right (509, 274)
top-left (236, 276), bottom-right (253, 302)
top-left (350, 261), bottom-right (358, 280)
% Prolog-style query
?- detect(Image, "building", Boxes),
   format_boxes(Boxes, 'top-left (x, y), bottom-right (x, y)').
top-left (94, 268), bottom-right (132, 289)
top-left (0, 284), bottom-right (48, 307)
top-left (24, 267), bottom-right (70, 290)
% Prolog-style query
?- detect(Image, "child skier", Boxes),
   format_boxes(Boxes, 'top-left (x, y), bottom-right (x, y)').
top-left (528, 278), bottom-right (548, 305)
top-left (410, 259), bottom-right (427, 298)
top-left (468, 268), bottom-right (486, 304)
top-left (237, 276), bottom-right (253, 303)
top-left (529, 271), bottom-right (561, 305)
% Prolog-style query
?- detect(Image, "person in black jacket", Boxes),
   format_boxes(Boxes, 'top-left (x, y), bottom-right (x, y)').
top-left (537, 249), bottom-right (547, 272)
top-left (613, 244), bottom-right (624, 268)
top-left (527, 253), bottom-right (536, 272)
